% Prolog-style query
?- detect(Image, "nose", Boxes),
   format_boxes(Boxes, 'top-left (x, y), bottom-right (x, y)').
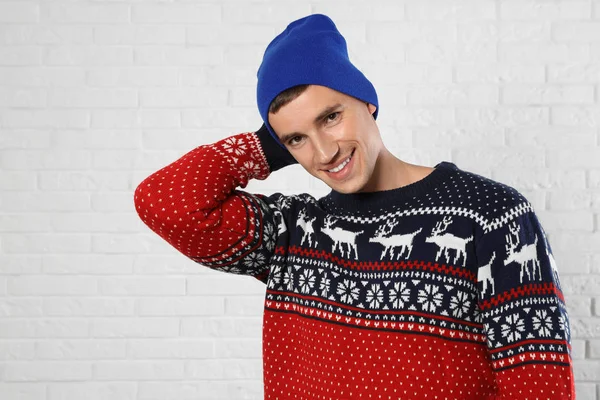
top-left (313, 131), bottom-right (339, 166)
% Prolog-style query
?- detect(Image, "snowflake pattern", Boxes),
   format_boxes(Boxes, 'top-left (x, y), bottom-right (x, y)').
top-left (264, 222), bottom-right (276, 252)
top-left (221, 136), bottom-right (247, 156)
top-left (449, 290), bottom-right (471, 319)
top-left (390, 281), bottom-right (411, 309)
top-left (501, 313), bottom-right (525, 343)
top-left (532, 309), bottom-right (553, 337)
top-left (417, 284), bottom-right (444, 313)
top-left (299, 269), bottom-right (316, 294)
top-left (241, 160), bottom-right (262, 177)
top-left (243, 252), bottom-right (266, 270)
top-left (267, 265), bottom-right (282, 290)
top-left (337, 279), bottom-right (360, 305)
top-left (366, 283), bottom-right (384, 308)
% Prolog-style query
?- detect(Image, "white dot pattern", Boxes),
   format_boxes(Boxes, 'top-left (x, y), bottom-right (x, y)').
top-left (134, 131), bottom-right (575, 399)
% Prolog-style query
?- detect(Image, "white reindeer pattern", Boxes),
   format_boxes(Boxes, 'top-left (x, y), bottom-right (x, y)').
top-left (321, 215), bottom-right (364, 259)
top-left (369, 218), bottom-right (423, 260)
top-left (297, 208), bottom-right (318, 247)
top-left (478, 251), bottom-right (496, 297)
top-left (424, 216), bottom-right (473, 267)
top-left (503, 221), bottom-right (541, 283)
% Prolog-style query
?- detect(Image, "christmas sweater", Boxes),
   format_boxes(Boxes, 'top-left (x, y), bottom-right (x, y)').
top-left (134, 130), bottom-right (575, 400)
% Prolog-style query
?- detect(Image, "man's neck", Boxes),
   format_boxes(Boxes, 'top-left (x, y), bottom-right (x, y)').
top-left (360, 149), bottom-right (435, 194)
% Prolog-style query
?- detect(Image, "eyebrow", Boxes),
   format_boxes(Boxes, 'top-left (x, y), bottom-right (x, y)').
top-left (278, 103), bottom-right (343, 143)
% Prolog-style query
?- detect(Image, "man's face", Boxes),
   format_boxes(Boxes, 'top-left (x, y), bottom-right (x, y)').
top-left (268, 85), bottom-right (383, 194)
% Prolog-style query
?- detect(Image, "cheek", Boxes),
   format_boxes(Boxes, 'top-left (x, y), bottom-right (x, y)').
top-left (359, 138), bottom-right (378, 167)
top-left (293, 152), bottom-right (311, 169)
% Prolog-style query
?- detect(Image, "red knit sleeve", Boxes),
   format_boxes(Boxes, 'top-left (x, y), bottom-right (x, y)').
top-left (133, 131), bottom-right (291, 284)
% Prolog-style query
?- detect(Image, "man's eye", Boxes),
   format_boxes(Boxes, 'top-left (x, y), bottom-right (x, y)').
top-left (288, 136), bottom-right (302, 145)
top-left (326, 112), bottom-right (339, 122)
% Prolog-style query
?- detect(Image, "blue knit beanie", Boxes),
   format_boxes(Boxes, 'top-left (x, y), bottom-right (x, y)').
top-left (256, 13), bottom-right (379, 149)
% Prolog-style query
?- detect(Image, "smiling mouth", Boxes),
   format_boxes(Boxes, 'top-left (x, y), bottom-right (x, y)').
top-left (325, 149), bottom-right (355, 173)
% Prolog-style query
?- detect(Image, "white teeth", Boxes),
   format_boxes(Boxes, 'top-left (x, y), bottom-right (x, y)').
top-left (328, 154), bottom-right (352, 173)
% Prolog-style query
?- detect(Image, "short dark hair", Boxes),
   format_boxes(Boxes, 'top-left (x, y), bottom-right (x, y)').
top-left (268, 84), bottom-right (309, 114)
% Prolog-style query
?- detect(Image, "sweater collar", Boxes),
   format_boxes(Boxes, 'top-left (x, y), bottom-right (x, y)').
top-left (322, 161), bottom-right (458, 214)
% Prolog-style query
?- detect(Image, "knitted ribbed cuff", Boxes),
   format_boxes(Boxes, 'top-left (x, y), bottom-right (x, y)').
top-left (254, 123), bottom-right (298, 172)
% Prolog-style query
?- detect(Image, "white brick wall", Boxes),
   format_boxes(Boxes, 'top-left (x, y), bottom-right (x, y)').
top-left (0, 0), bottom-right (598, 399)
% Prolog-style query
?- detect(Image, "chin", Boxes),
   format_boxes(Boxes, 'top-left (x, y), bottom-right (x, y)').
top-left (327, 178), bottom-right (365, 194)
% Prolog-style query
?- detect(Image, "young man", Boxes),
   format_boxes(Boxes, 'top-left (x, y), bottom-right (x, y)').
top-left (135, 14), bottom-right (575, 399)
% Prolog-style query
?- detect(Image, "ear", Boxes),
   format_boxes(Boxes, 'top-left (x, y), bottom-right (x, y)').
top-left (367, 102), bottom-right (377, 117)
